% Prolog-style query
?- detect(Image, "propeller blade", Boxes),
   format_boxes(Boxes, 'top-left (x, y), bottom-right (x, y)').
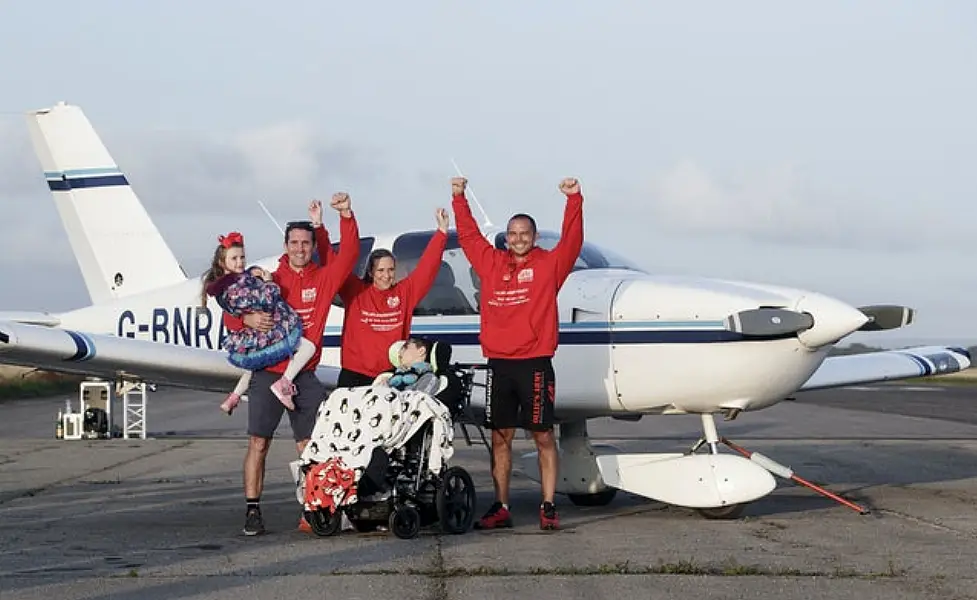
top-left (858, 305), bottom-right (915, 331)
top-left (724, 308), bottom-right (814, 337)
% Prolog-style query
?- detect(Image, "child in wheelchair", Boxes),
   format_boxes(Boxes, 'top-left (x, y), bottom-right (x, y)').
top-left (290, 337), bottom-right (477, 539)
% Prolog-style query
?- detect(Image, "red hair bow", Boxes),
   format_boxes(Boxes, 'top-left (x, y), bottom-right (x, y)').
top-left (218, 231), bottom-right (244, 248)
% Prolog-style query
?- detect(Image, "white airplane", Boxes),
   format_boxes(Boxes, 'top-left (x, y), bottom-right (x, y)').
top-left (0, 102), bottom-right (970, 519)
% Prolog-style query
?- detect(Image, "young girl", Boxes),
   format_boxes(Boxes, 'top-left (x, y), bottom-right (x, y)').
top-left (201, 231), bottom-right (316, 414)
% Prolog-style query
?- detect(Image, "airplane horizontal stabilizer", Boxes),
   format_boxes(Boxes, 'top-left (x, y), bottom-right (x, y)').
top-left (0, 311), bottom-right (62, 327)
top-left (0, 320), bottom-right (341, 394)
top-left (800, 345), bottom-right (971, 391)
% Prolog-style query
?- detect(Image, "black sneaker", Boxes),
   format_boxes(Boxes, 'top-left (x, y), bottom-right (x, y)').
top-left (243, 507), bottom-right (265, 536)
top-left (474, 501), bottom-right (513, 530)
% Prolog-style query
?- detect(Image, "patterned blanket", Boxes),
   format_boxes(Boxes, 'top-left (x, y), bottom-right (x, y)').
top-left (294, 385), bottom-right (454, 514)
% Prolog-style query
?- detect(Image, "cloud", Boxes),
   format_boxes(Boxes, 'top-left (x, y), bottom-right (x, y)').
top-left (637, 159), bottom-right (964, 251)
top-left (103, 120), bottom-right (388, 217)
top-left (0, 115), bottom-right (399, 310)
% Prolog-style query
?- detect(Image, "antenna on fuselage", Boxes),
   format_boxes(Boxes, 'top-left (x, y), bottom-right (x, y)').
top-left (451, 158), bottom-right (493, 228)
top-left (257, 200), bottom-right (285, 237)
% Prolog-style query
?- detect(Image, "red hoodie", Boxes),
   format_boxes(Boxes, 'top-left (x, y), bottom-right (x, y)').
top-left (312, 227), bottom-right (448, 377)
top-left (338, 231), bottom-right (447, 377)
top-left (224, 214), bottom-right (360, 375)
top-left (452, 192), bottom-right (583, 360)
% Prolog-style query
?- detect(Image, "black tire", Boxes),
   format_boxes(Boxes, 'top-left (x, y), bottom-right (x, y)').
top-left (695, 503), bottom-right (746, 520)
top-left (390, 504), bottom-right (421, 539)
top-left (567, 488), bottom-right (618, 507)
top-left (437, 466), bottom-right (476, 534)
top-left (304, 509), bottom-right (343, 536)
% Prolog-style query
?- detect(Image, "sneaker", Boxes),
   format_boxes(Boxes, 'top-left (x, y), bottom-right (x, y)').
top-left (243, 507), bottom-right (265, 536)
top-left (298, 514), bottom-right (312, 533)
top-left (474, 501), bottom-right (513, 530)
top-left (220, 393), bottom-right (241, 415)
top-left (270, 377), bottom-right (296, 410)
top-left (540, 501), bottom-right (559, 530)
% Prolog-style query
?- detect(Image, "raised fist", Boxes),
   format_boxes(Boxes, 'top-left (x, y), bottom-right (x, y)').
top-left (435, 207), bottom-right (449, 232)
top-left (331, 192), bottom-right (351, 213)
top-left (308, 199), bottom-right (323, 226)
top-left (559, 178), bottom-right (580, 196)
top-left (451, 177), bottom-right (467, 197)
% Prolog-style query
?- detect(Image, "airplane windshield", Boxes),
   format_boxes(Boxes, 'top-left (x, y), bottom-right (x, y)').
top-left (361, 229), bottom-right (646, 317)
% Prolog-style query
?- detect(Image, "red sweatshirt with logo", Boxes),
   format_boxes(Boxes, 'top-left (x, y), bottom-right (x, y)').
top-left (312, 227), bottom-right (448, 377)
top-left (338, 231), bottom-right (447, 377)
top-left (452, 192), bottom-right (583, 360)
top-left (223, 214), bottom-right (360, 375)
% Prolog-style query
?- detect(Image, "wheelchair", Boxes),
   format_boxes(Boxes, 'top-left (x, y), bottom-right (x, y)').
top-left (292, 340), bottom-right (489, 539)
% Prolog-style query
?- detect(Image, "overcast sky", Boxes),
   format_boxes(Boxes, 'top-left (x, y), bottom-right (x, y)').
top-left (1, 0), bottom-right (974, 346)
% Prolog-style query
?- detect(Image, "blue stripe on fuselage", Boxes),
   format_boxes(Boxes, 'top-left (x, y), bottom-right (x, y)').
top-left (316, 325), bottom-right (793, 348)
top-left (64, 330), bottom-right (96, 362)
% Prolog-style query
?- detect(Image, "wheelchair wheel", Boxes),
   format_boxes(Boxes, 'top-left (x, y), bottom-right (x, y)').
top-left (437, 466), bottom-right (476, 534)
top-left (304, 509), bottom-right (342, 537)
top-left (390, 504), bottom-right (421, 539)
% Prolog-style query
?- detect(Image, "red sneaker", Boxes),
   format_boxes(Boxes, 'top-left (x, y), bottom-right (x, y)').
top-left (474, 501), bottom-right (513, 530)
top-left (539, 501), bottom-right (559, 530)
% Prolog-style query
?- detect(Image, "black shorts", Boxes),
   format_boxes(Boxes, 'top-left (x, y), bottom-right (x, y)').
top-left (247, 369), bottom-right (326, 442)
top-left (485, 357), bottom-right (555, 431)
top-left (337, 368), bottom-right (375, 388)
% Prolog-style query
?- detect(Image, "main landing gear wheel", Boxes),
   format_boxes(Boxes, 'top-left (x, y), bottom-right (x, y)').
top-left (305, 509), bottom-right (343, 537)
top-left (390, 504), bottom-right (421, 539)
top-left (695, 503), bottom-right (746, 520)
top-left (567, 488), bottom-right (618, 507)
top-left (437, 466), bottom-right (476, 534)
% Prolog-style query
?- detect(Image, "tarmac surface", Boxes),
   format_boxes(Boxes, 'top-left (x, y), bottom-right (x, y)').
top-left (1, 381), bottom-right (976, 599)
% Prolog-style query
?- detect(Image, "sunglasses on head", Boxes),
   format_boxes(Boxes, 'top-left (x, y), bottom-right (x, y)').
top-left (285, 220), bottom-right (315, 231)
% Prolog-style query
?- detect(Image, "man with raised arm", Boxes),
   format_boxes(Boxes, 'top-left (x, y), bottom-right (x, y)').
top-left (236, 192), bottom-right (360, 536)
top-left (451, 176), bottom-right (584, 531)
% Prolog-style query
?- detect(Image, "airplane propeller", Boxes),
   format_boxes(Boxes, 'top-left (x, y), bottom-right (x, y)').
top-left (724, 304), bottom-right (916, 339)
top-left (723, 308), bottom-right (814, 337)
top-left (857, 304), bottom-right (915, 331)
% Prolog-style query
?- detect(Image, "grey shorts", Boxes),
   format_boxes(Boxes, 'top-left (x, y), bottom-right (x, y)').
top-left (247, 369), bottom-right (326, 441)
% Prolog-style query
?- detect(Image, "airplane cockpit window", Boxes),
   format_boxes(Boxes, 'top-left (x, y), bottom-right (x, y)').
top-left (357, 229), bottom-right (644, 316)
top-left (329, 236), bottom-right (376, 308)
top-left (493, 231), bottom-right (645, 273)
top-left (391, 230), bottom-right (479, 316)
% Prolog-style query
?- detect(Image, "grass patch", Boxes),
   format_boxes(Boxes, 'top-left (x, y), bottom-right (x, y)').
top-left (328, 558), bottom-right (907, 579)
top-left (0, 368), bottom-right (84, 401)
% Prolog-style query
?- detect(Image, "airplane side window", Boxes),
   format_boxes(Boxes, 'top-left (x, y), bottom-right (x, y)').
top-left (390, 230), bottom-right (479, 316)
top-left (330, 236), bottom-right (376, 308)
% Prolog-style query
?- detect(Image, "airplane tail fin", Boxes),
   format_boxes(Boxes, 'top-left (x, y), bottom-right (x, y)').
top-left (25, 102), bottom-right (187, 306)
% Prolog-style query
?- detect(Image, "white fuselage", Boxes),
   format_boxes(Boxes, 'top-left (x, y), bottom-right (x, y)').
top-left (53, 242), bottom-right (861, 420)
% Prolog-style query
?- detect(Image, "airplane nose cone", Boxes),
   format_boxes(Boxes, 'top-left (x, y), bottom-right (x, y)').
top-left (794, 292), bottom-right (869, 349)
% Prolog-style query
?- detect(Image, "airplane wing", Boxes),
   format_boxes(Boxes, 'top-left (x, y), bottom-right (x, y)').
top-left (0, 320), bottom-right (341, 394)
top-left (799, 345), bottom-right (972, 391)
